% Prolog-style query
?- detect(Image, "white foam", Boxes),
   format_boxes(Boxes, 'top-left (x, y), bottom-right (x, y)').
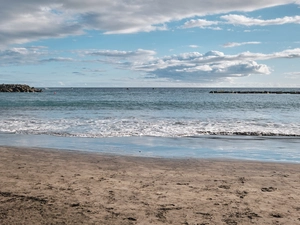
top-left (1, 117), bottom-right (299, 138)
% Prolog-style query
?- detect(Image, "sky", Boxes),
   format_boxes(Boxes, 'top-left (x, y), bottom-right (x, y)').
top-left (0, 0), bottom-right (300, 87)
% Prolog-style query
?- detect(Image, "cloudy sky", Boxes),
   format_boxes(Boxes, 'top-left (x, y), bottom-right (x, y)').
top-left (1, 0), bottom-right (300, 87)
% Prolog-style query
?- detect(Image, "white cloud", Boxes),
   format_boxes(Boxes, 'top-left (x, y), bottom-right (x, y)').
top-left (82, 49), bottom-right (157, 67)
top-left (182, 14), bottom-right (300, 32)
top-left (84, 49), bottom-right (156, 58)
top-left (221, 14), bottom-right (300, 26)
top-left (0, 0), bottom-right (298, 46)
top-left (0, 4), bottom-right (83, 47)
top-left (0, 46), bottom-right (75, 66)
top-left (188, 45), bottom-right (200, 48)
top-left (2, 46), bottom-right (300, 83)
top-left (129, 51), bottom-right (272, 82)
top-left (223, 41), bottom-right (261, 48)
top-left (243, 29), bottom-right (268, 32)
top-left (0, 47), bottom-right (46, 65)
top-left (83, 48), bottom-right (300, 82)
top-left (39, 57), bottom-right (75, 63)
top-left (181, 19), bottom-right (220, 29)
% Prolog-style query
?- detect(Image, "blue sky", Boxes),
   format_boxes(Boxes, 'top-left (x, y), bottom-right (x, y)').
top-left (0, 0), bottom-right (300, 87)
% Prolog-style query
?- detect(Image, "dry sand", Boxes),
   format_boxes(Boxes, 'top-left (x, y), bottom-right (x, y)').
top-left (0, 146), bottom-right (299, 225)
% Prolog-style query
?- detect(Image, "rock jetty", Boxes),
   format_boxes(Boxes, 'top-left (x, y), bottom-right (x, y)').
top-left (210, 90), bottom-right (300, 94)
top-left (0, 84), bottom-right (42, 92)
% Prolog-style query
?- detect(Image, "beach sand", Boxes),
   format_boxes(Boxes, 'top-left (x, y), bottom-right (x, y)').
top-left (0, 146), bottom-right (299, 225)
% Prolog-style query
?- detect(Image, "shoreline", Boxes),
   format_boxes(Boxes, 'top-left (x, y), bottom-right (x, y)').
top-left (1, 133), bottom-right (300, 163)
top-left (1, 146), bottom-right (299, 224)
top-left (1, 144), bottom-right (299, 165)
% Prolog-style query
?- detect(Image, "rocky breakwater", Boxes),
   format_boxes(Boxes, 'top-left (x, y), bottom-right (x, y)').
top-left (0, 84), bottom-right (42, 92)
top-left (210, 90), bottom-right (300, 94)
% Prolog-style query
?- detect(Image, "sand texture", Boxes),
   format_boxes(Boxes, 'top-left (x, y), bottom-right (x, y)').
top-left (0, 146), bottom-right (300, 225)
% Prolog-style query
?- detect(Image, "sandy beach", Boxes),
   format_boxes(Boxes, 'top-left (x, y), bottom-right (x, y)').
top-left (0, 146), bottom-right (299, 224)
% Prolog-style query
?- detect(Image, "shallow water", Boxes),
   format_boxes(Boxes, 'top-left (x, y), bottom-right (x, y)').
top-left (1, 87), bottom-right (300, 162)
top-left (1, 133), bottom-right (300, 163)
top-left (1, 88), bottom-right (300, 137)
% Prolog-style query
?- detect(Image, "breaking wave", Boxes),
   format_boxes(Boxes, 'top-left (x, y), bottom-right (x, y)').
top-left (1, 117), bottom-right (299, 138)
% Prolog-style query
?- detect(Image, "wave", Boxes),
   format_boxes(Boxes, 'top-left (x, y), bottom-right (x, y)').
top-left (1, 117), bottom-right (300, 138)
top-left (8, 131), bottom-right (300, 138)
top-left (193, 131), bottom-right (300, 137)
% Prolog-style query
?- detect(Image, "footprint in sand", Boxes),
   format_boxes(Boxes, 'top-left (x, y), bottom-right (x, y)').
top-left (218, 185), bottom-right (230, 189)
top-left (261, 187), bottom-right (277, 192)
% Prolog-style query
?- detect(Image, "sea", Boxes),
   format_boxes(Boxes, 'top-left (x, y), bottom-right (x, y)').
top-left (1, 87), bottom-right (300, 163)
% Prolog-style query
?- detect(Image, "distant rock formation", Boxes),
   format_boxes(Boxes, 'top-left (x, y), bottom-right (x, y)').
top-left (210, 90), bottom-right (300, 94)
top-left (0, 84), bottom-right (42, 92)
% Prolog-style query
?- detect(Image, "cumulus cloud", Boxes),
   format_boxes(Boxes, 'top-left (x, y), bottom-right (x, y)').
top-left (221, 14), bottom-right (300, 26)
top-left (0, 0), bottom-right (298, 46)
top-left (223, 42), bottom-right (261, 48)
top-left (2, 46), bottom-right (300, 83)
top-left (129, 51), bottom-right (271, 81)
top-left (82, 48), bottom-right (300, 82)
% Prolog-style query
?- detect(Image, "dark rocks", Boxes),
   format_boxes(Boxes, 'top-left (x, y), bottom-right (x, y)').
top-left (0, 84), bottom-right (42, 92)
top-left (210, 90), bottom-right (300, 94)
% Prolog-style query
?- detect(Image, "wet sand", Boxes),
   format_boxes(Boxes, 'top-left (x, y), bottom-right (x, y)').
top-left (0, 146), bottom-right (299, 224)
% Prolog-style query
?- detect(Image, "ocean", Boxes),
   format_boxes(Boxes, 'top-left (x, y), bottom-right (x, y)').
top-left (1, 87), bottom-right (300, 162)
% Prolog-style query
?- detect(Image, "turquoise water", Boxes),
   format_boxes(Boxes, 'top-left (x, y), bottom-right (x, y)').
top-left (1, 88), bottom-right (300, 162)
